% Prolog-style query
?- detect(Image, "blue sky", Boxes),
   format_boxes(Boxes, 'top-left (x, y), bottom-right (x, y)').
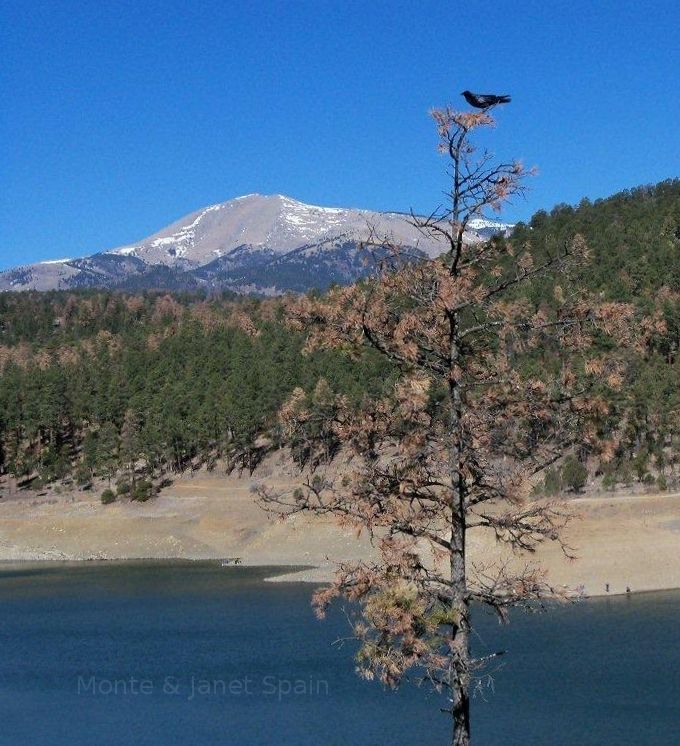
top-left (1, 0), bottom-right (679, 269)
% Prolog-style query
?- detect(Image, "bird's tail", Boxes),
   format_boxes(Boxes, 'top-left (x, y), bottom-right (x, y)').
top-left (498, 95), bottom-right (511, 104)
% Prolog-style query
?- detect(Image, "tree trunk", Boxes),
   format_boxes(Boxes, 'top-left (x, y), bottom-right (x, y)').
top-left (449, 315), bottom-right (471, 746)
top-left (450, 475), bottom-right (470, 745)
top-left (450, 535), bottom-right (471, 746)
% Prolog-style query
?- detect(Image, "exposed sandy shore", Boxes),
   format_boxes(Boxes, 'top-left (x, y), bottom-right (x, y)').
top-left (1, 455), bottom-right (679, 596)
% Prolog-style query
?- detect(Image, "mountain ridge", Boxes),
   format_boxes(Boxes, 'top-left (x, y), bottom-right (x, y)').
top-left (0, 194), bottom-right (513, 294)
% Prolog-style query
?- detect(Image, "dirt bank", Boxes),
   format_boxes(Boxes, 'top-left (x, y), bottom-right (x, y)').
top-left (1, 458), bottom-right (679, 596)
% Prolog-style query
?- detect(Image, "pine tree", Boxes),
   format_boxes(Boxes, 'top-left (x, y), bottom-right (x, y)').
top-left (259, 101), bottom-right (649, 745)
top-left (120, 409), bottom-right (142, 486)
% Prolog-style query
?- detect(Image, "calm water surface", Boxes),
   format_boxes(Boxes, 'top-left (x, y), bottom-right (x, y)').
top-left (0, 562), bottom-right (678, 745)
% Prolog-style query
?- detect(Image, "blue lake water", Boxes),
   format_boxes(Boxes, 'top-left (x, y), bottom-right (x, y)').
top-left (0, 561), bottom-right (678, 745)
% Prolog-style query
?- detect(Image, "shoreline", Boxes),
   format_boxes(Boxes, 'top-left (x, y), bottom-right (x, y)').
top-left (0, 557), bottom-right (678, 600)
top-left (1, 461), bottom-right (680, 597)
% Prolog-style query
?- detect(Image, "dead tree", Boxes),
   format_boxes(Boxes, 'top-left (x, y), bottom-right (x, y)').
top-left (259, 103), bottom-right (649, 745)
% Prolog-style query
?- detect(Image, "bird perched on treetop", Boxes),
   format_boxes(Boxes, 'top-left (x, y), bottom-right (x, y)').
top-left (461, 90), bottom-right (511, 109)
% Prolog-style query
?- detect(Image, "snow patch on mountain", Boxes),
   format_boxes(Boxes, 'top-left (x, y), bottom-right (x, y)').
top-left (468, 217), bottom-right (515, 233)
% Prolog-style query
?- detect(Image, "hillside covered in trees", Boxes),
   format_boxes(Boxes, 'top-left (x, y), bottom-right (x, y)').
top-left (1, 179), bottom-right (680, 499)
top-left (0, 291), bottom-right (395, 498)
top-left (508, 179), bottom-right (680, 490)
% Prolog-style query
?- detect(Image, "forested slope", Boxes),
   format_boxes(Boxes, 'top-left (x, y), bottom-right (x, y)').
top-left (2, 179), bottom-right (680, 498)
top-left (0, 291), bottom-right (394, 497)
top-left (511, 179), bottom-right (680, 490)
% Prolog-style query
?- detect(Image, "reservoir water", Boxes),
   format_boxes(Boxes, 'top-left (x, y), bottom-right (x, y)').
top-left (0, 562), bottom-right (678, 745)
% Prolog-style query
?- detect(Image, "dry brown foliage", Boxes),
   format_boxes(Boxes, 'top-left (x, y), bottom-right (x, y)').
top-left (257, 104), bottom-right (649, 745)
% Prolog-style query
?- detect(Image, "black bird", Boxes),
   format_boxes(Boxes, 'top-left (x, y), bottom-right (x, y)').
top-left (461, 90), bottom-right (511, 109)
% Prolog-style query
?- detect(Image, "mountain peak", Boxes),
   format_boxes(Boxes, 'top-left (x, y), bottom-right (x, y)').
top-left (106, 194), bottom-right (382, 265)
top-left (0, 195), bottom-right (513, 293)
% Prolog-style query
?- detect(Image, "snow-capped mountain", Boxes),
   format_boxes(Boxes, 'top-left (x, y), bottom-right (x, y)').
top-left (0, 195), bottom-right (514, 294)
top-left (106, 194), bottom-right (448, 265)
